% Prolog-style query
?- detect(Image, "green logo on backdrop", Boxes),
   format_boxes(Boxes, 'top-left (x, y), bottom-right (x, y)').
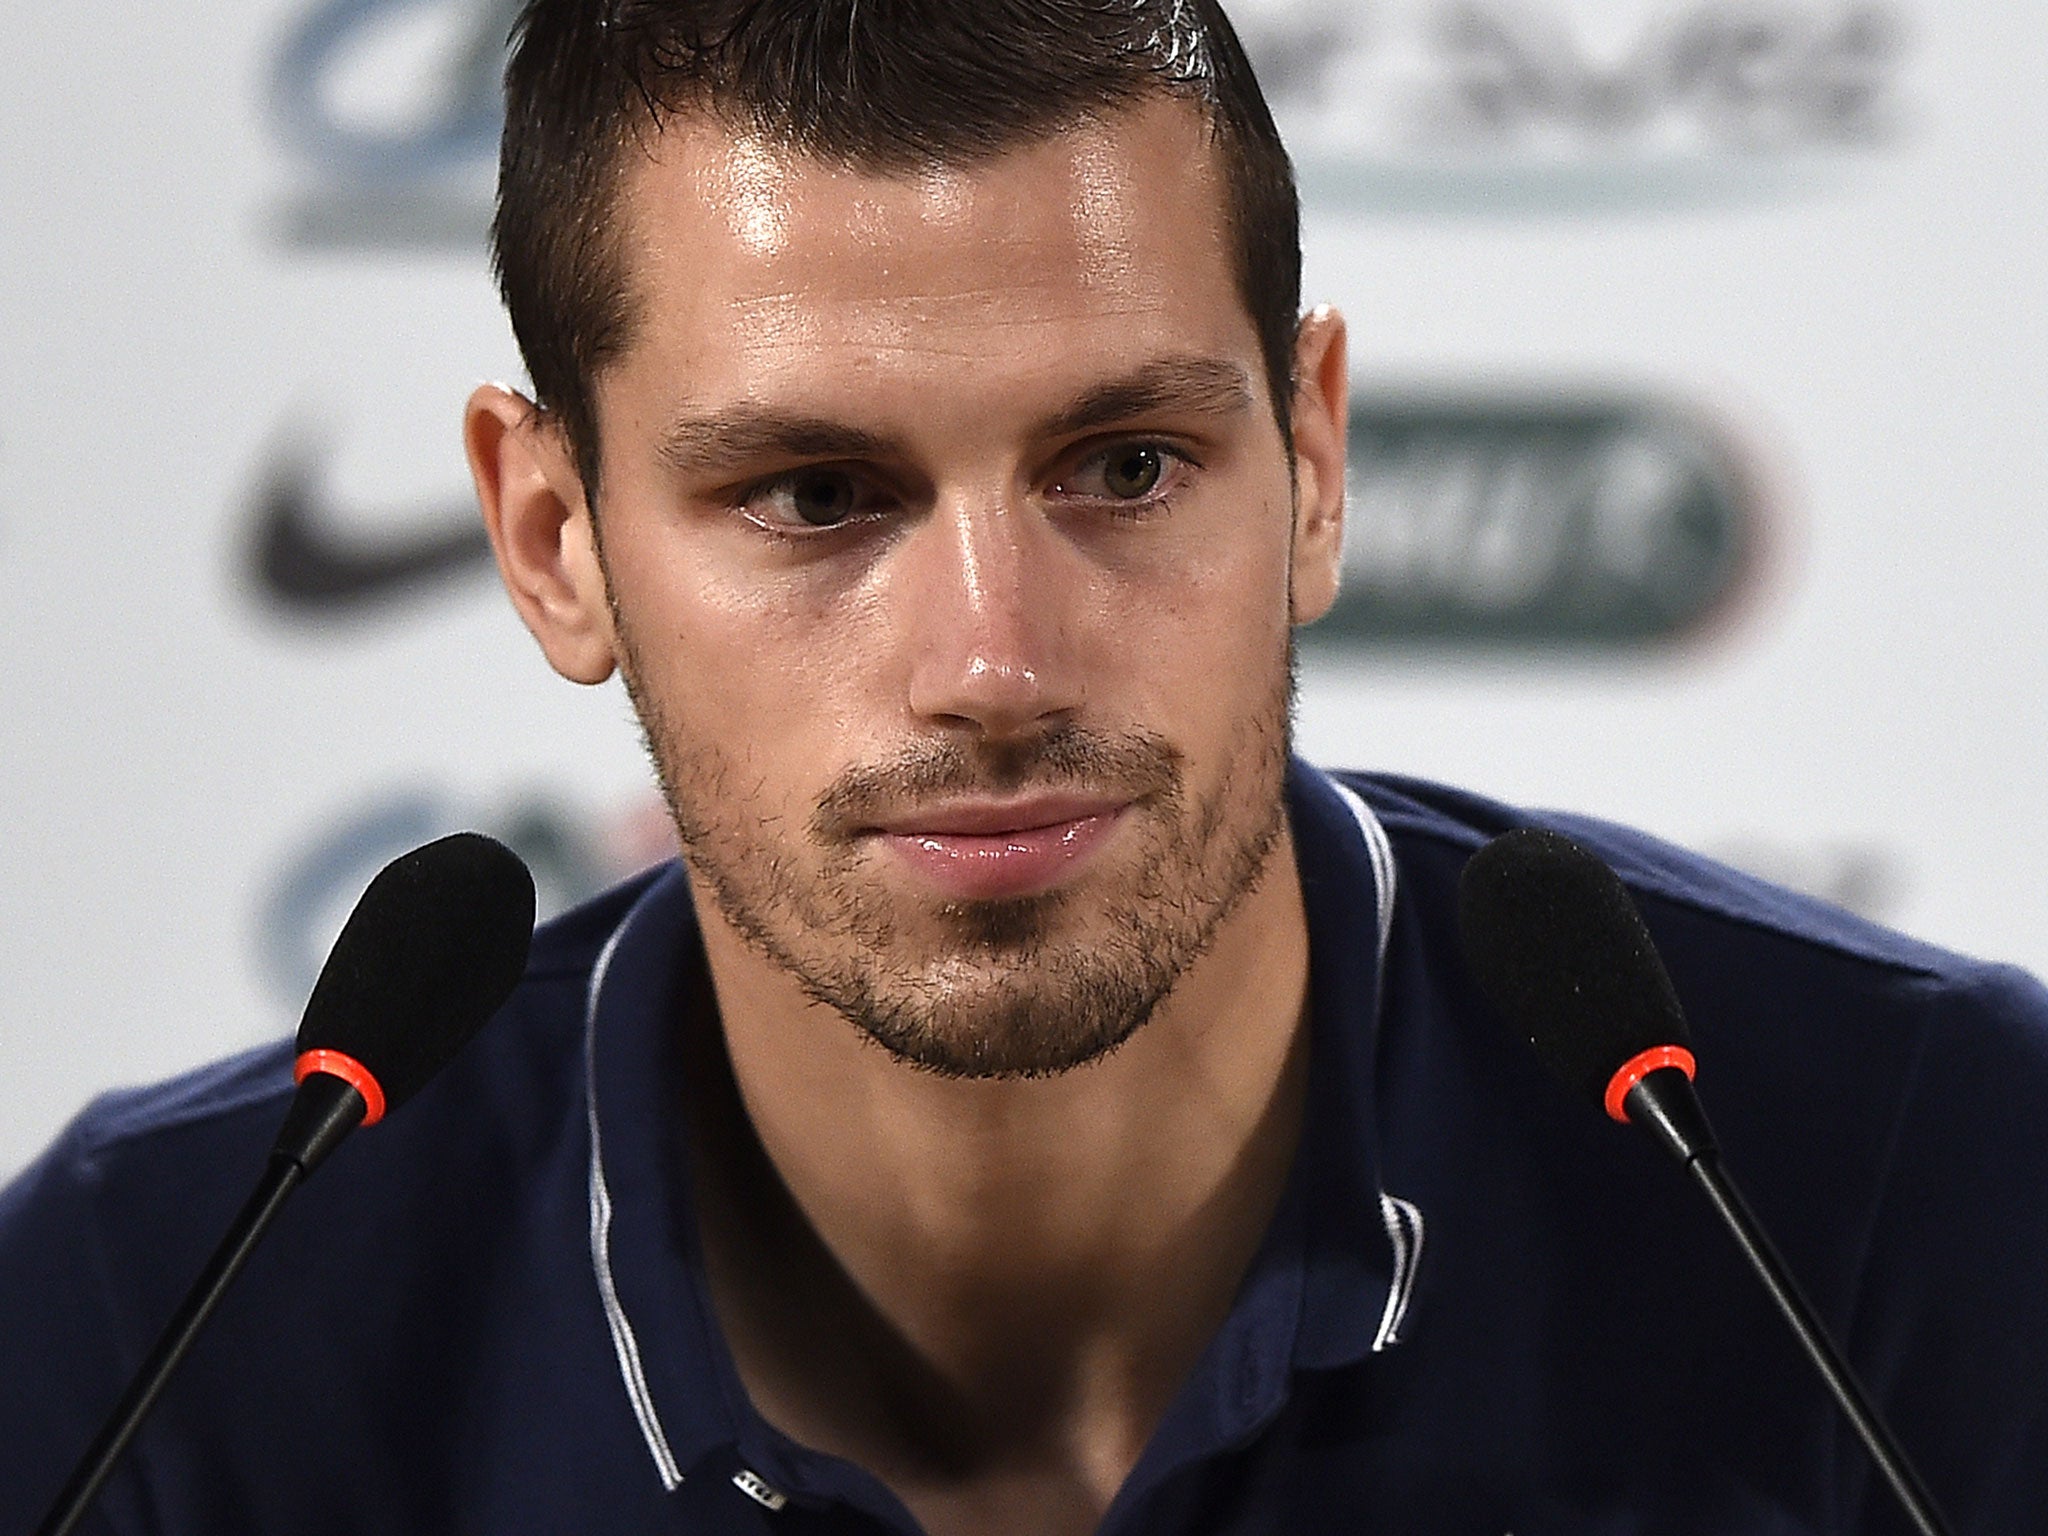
top-left (1313, 397), bottom-right (1755, 648)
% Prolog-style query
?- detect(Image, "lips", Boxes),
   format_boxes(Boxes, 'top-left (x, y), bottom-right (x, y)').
top-left (867, 796), bottom-right (1129, 901)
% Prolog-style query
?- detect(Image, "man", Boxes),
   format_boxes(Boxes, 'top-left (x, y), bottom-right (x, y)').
top-left (4, 2), bottom-right (2047, 1533)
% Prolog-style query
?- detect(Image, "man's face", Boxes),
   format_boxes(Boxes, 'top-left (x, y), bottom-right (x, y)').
top-left (498, 98), bottom-right (1344, 1077)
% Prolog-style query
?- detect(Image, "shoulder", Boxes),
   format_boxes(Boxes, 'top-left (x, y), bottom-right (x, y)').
top-left (0, 862), bottom-right (685, 1532)
top-left (1317, 765), bottom-right (2048, 1145)
top-left (3, 861), bottom-right (676, 1238)
top-left (1322, 764), bottom-right (2048, 1188)
top-left (1311, 770), bottom-right (2048, 1528)
top-left (1326, 766), bottom-right (2021, 988)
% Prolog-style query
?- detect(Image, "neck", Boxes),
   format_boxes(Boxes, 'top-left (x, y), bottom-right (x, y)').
top-left (683, 826), bottom-right (1313, 1519)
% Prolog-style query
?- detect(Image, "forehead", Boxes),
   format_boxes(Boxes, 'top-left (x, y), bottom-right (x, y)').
top-left (605, 97), bottom-right (1256, 420)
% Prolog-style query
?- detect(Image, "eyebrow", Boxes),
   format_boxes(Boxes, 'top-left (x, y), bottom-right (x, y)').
top-left (657, 413), bottom-right (893, 477)
top-left (655, 355), bottom-right (1258, 477)
top-left (1032, 356), bottom-right (1258, 441)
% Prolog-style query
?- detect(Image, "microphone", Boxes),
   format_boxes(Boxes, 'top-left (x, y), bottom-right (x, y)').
top-left (1456, 826), bottom-right (1711, 1163)
top-left (278, 830), bottom-right (538, 1175)
top-left (1457, 828), bottom-right (1954, 1536)
top-left (35, 832), bottom-right (536, 1536)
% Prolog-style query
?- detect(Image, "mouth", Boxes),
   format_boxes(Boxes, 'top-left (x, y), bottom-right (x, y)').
top-left (864, 795), bottom-right (1132, 902)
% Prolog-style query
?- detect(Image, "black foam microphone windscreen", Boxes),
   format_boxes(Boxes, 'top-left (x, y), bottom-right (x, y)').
top-left (1458, 827), bottom-right (1690, 1110)
top-left (294, 831), bottom-right (536, 1113)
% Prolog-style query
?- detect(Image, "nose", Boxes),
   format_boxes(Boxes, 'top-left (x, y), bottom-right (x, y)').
top-left (900, 492), bottom-right (1083, 739)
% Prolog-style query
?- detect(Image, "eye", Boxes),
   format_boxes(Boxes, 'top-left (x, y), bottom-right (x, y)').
top-left (1057, 441), bottom-right (1191, 508)
top-left (739, 467), bottom-right (884, 532)
top-left (1101, 445), bottom-right (1165, 499)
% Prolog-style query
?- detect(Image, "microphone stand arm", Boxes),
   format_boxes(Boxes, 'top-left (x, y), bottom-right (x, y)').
top-left (32, 1075), bottom-right (367, 1536)
top-left (1627, 1067), bottom-right (1954, 1536)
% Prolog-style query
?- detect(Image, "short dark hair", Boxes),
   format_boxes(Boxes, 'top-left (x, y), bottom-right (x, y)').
top-left (492, 0), bottom-right (1301, 503)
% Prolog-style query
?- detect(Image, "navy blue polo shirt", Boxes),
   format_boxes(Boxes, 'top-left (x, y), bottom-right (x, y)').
top-left (5, 762), bottom-right (2048, 1533)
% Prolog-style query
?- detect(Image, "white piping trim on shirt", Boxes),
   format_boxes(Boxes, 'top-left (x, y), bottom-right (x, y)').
top-left (1326, 775), bottom-right (1426, 1351)
top-left (1371, 1194), bottom-right (1425, 1351)
top-left (1327, 776), bottom-right (1398, 969)
top-left (584, 906), bottom-right (686, 1492)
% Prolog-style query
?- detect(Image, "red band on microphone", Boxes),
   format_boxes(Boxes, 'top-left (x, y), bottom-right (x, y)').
top-left (1604, 1044), bottom-right (1698, 1125)
top-left (294, 1049), bottom-right (388, 1128)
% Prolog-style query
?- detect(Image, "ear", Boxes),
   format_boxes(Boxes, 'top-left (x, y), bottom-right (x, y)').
top-left (465, 383), bottom-right (618, 685)
top-left (1286, 305), bottom-right (1348, 626)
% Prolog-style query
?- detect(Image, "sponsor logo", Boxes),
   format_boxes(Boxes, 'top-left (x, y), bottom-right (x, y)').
top-left (1247, 0), bottom-right (1907, 211)
top-left (1312, 392), bottom-right (1760, 647)
top-left (246, 441), bottom-right (493, 613)
top-left (267, 0), bottom-right (1910, 246)
top-left (269, 0), bottom-right (517, 247)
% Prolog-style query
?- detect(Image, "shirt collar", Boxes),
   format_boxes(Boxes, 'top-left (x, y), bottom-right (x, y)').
top-left (577, 758), bottom-right (1416, 1499)
top-left (580, 864), bottom-right (738, 1485)
top-left (1285, 758), bottom-right (1421, 1370)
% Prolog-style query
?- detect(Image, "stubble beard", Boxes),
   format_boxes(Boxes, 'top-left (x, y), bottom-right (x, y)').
top-left (614, 638), bottom-right (1296, 1080)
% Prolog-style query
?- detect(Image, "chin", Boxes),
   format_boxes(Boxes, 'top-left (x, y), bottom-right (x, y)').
top-left (831, 962), bottom-right (1165, 1080)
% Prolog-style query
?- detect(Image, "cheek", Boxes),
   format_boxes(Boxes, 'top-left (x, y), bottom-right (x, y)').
top-left (607, 526), bottom-right (876, 760)
top-left (1089, 507), bottom-right (1295, 680)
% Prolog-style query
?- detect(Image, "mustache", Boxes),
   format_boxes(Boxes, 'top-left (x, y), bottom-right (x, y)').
top-left (810, 725), bottom-right (1183, 842)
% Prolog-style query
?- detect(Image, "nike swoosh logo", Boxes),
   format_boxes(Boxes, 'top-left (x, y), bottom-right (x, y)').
top-left (247, 445), bottom-right (494, 613)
